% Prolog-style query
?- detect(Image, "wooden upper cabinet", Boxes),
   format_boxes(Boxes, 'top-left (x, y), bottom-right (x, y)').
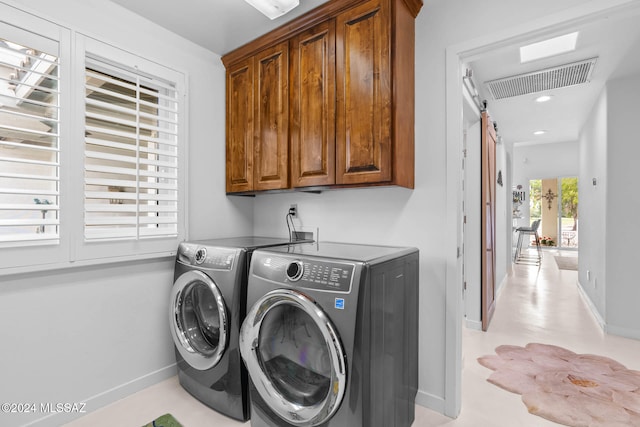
top-left (336, 0), bottom-right (391, 185)
top-left (225, 42), bottom-right (289, 193)
top-left (254, 42), bottom-right (289, 191)
top-left (226, 57), bottom-right (254, 193)
top-left (222, 0), bottom-right (422, 193)
top-left (290, 21), bottom-right (336, 188)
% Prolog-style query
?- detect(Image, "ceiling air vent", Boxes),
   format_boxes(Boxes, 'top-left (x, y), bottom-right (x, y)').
top-left (484, 57), bottom-right (597, 100)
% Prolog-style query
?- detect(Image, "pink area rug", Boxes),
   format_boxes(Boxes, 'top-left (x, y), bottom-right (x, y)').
top-left (478, 343), bottom-right (640, 426)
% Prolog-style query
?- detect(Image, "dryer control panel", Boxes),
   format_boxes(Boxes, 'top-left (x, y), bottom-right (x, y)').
top-left (254, 255), bottom-right (355, 293)
top-left (293, 260), bottom-right (354, 293)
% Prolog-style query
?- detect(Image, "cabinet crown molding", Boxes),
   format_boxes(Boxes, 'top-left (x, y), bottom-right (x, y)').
top-left (402, 0), bottom-right (423, 18)
top-left (221, 0), bottom-right (422, 67)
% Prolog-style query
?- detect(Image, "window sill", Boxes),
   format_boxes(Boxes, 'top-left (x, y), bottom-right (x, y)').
top-left (0, 250), bottom-right (177, 279)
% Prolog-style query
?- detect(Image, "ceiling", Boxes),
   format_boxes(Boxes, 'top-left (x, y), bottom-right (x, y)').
top-left (468, 6), bottom-right (640, 146)
top-left (109, 0), bottom-right (331, 56)
top-left (108, 0), bottom-right (640, 148)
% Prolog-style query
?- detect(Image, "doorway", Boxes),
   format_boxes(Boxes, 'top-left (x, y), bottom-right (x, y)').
top-left (529, 177), bottom-right (579, 249)
top-left (445, 0), bottom-right (640, 419)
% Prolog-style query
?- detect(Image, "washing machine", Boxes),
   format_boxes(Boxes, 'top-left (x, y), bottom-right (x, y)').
top-left (239, 241), bottom-right (419, 427)
top-left (170, 236), bottom-right (310, 421)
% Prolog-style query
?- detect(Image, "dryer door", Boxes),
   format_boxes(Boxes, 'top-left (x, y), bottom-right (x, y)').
top-left (170, 270), bottom-right (228, 370)
top-left (240, 289), bottom-right (347, 427)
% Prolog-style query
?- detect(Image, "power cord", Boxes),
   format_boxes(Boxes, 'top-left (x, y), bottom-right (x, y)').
top-left (286, 213), bottom-right (297, 242)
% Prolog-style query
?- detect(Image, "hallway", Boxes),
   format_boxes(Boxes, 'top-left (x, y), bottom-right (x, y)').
top-left (415, 249), bottom-right (640, 426)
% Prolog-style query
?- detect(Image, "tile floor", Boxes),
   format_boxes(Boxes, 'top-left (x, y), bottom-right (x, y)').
top-left (64, 249), bottom-right (640, 427)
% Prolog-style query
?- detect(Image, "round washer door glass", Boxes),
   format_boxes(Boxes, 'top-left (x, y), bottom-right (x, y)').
top-left (240, 289), bottom-right (346, 426)
top-left (170, 270), bottom-right (228, 371)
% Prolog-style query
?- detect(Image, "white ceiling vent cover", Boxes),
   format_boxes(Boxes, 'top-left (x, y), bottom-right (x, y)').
top-left (485, 57), bottom-right (598, 100)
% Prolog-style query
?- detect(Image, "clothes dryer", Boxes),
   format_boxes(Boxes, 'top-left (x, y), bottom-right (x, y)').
top-left (170, 237), bottom-right (309, 421)
top-left (240, 242), bottom-right (419, 427)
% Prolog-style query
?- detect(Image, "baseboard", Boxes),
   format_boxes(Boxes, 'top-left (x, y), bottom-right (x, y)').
top-left (575, 282), bottom-right (640, 340)
top-left (25, 364), bottom-right (178, 427)
top-left (496, 271), bottom-right (508, 298)
top-left (606, 324), bottom-right (640, 340)
top-left (575, 280), bottom-right (606, 331)
top-left (464, 273), bottom-right (507, 332)
top-left (465, 318), bottom-right (482, 330)
top-left (415, 389), bottom-right (446, 414)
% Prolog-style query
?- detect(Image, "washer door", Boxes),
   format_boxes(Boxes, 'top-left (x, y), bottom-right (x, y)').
top-left (170, 270), bottom-right (228, 370)
top-left (240, 289), bottom-right (346, 426)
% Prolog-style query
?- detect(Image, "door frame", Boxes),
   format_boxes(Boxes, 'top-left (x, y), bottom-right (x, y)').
top-left (444, 0), bottom-right (638, 418)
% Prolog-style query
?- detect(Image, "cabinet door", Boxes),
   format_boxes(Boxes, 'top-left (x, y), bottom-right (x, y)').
top-left (226, 57), bottom-right (254, 193)
top-left (335, 0), bottom-right (392, 185)
top-left (290, 21), bottom-right (336, 188)
top-left (254, 42), bottom-right (289, 191)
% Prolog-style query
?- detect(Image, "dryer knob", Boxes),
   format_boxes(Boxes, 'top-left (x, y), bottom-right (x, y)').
top-left (286, 261), bottom-right (304, 282)
top-left (194, 248), bottom-right (207, 264)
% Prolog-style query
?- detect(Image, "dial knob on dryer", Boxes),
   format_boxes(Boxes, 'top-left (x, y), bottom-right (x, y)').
top-left (286, 261), bottom-right (304, 281)
top-left (194, 248), bottom-right (207, 264)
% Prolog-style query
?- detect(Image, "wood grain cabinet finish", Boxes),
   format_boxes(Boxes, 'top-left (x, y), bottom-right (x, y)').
top-left (290, 21), bottom-right (336, 188)
top-left (335, 0), bottom-right (391, 185)
top-left (225, 57), bottom-right (254, 193)
top-left (225, 43), bottom-right (289, 193)
top-left (223, 0), bottom-right (422, 193)
top-left (254, 42), bottom-right (289, 191)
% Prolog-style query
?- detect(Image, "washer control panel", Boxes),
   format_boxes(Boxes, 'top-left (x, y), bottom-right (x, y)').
top-left (284, 259), bottom-right (354, 292)
top-left (178, 243), bottom-right (236, 270)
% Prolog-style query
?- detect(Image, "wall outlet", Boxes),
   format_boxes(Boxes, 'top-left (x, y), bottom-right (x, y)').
top-left (289, 204), bottom-right (297, 217)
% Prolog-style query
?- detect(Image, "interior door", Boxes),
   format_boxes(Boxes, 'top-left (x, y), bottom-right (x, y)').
top-left (481, 110), bottom-right (496, 331)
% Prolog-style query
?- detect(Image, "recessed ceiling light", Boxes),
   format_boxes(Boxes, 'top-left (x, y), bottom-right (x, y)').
top-left (244, 0), bottom-right (299, 20)
top-left (533, 130), bottom-right (547, 136)
top-left (520, 32), bottom-right (579, 63)
top-left (535, 95), bottom-right (553, 103)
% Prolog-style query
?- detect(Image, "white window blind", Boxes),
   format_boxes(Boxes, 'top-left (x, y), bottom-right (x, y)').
top-left (84, 58), bottom-right (179, 241)
top-left (0, 37), bottom-right (60, 244)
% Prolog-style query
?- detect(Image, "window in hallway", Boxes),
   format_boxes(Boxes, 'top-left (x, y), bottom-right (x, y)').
top-left (529, 177), bottom-right (578, 249)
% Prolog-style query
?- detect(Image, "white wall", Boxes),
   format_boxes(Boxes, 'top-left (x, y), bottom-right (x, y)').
top-left (0, 1), bottom-right (253, 426)
top-left (495, 137), bottom-right (511, 295)
top-left (578, 88), bottom-right (608, 318)
top-left (463, 118), bottom-right (481, 329)
top-left (578, 73), bottom-right (640, 341)
top-left (604, 75), bottom-right (640, 338)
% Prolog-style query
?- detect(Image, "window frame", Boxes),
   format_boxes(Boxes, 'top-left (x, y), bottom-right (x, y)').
top-left (0, 7), bottom-right (71, 272)
top-left (0, 5), bottom-right (188, 275)
top-left (0, 29), bottom-right (61, 244)
top-left (72, 34), bottom-right (187, 262)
